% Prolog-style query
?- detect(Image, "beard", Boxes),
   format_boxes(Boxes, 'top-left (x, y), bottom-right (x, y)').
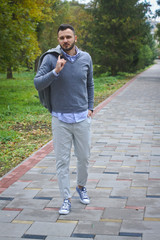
top-left (60, 41), bottom-right (75, 52)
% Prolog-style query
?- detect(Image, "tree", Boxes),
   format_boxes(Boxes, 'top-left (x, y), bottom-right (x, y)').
top-left (0, 0), bottom-right (56, 78)
top-left (156, 0), bottom-right (160, 16)
top-left (87, 0), bottom-right (154, 75)
top-left (34, 0), bottom-right (93, 72)
top-left (65, 0), bottom-right (93, 51)
top-left (37, 0), bottom-right (93, 53)
top-left (155, 0), bottom-right (160, 49)
top-left (37, 0), bottom-right (70, 54)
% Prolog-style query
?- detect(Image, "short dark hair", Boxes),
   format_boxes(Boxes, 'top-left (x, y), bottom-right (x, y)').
top-left (57, 24), bottom-right (75, 35)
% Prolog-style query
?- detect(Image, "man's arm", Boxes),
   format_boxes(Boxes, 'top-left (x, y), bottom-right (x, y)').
top-left (34, 54), bottom-right (66, 91)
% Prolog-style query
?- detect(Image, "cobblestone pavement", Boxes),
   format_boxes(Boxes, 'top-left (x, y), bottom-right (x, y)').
top-left (0, 60), bottom-right (160, 240)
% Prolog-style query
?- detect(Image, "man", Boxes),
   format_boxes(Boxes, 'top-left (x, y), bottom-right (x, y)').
top-left (34, 24), bottom-right (94, 215)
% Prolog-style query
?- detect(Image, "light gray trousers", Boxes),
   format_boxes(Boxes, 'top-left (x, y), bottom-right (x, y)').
top-left (52, 116), bottom-right (91, 200)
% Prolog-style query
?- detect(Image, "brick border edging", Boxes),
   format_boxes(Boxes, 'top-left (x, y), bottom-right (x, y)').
top-left (0, 73), bottom-right (139, 193)
top-left (0, 140), bottom-right (53, 193)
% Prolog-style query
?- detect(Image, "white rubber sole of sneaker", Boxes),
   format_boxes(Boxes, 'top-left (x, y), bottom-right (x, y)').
top-left (59, 209), bottom-right (70, 215)
top-left (80, 199), bottom-right (90, 205)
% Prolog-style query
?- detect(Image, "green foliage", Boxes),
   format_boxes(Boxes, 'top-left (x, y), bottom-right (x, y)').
top-left (156, 23), bottom-right (160, 46)
top-left (93, 64), bottom-right (110, 76)
top-left (66, 1), bottom-right (93, 51)
top-left (86, 0), bottom-right (155, 75)
top-left (37, 0), bottom-right (70, 53)
top-left (0, 0), bottom-right (57, 77)
top-left (37, 0), bottom-right (93, 53)
top-left (0, 0), bottom-right (157, 78)
top-left (0, 130), bottom-right (19, 143)
top-left (137, 45), bottom-right (153, 69)
top-left (156, 0), bottom-right (160, 17)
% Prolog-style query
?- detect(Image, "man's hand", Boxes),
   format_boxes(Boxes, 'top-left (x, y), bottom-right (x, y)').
top-left (55, 55), bottom-right (66, 74)
top-left (88, 110), bottom-right (93, 118)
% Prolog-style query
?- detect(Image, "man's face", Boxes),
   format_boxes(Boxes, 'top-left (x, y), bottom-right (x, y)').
top-left (58, 28), bottom-right (77, 52)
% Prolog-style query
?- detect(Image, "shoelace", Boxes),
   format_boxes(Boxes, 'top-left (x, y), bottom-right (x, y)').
top-left (81, 187), bottom-right (88, 199)
top-left (62, 200), bottom-right (70, 209)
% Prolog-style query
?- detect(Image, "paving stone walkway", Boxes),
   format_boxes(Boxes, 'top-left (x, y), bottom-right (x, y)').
top-left (0, 60), bottom-right (160, 240)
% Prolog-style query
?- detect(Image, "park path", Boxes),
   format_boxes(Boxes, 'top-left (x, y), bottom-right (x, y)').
top-left (0, 60), bottom-right (160, 240)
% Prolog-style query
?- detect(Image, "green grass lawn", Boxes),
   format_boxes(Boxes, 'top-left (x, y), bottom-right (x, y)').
top-left (0, 70), bottom-right (139, 177)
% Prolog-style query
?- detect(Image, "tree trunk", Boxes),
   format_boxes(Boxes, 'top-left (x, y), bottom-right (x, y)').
top-left (7, 66), bottom-right (13, 79)
top-left (34, 57), bottom-right (40, 72)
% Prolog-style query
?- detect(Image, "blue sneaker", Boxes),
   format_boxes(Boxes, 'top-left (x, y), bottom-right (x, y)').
top-left (76, 186), bottom-right (90, 204)
top-left (59, 199), bottom-right (71, 215)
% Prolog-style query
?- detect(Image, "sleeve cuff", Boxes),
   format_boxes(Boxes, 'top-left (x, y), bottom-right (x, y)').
top-left (52, 69), bottom-right (59, 76)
